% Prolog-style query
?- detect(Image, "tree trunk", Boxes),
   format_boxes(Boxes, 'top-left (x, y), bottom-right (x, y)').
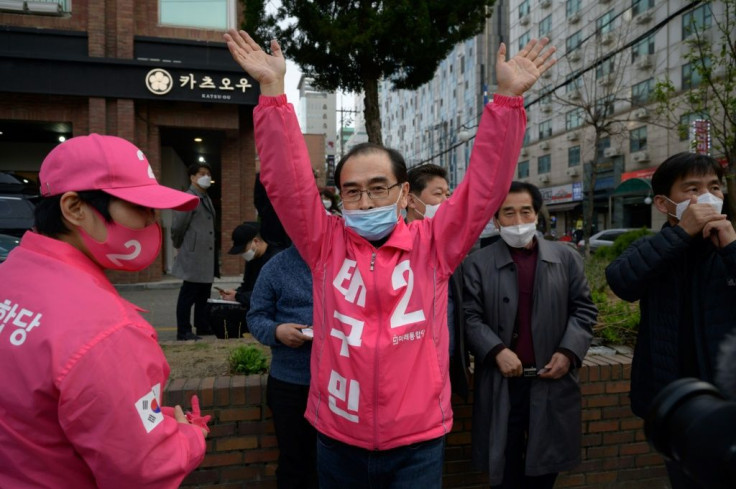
top-left (363, 76), bottom-right (383, 145)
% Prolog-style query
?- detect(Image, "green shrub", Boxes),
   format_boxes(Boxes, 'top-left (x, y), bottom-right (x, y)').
top-left (228, 345), bottom-right (269, 375)
top-left (584, 254), bottom-right (640, 347)
top-left (596, 228), bottom-right (654, 261)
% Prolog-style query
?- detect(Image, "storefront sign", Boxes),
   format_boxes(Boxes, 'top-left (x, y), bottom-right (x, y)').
top-left (621, 167), bottom-right (657, 182)
top-left (690, 119), bottom-right (711, 155)
top-left (540, 182), bottom-right (583, 204)
top-left (145, 68), bottom-right (254, 102)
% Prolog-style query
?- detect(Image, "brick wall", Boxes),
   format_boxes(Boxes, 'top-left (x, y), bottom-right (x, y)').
top-left (165, 354), bottom-right (668, 489)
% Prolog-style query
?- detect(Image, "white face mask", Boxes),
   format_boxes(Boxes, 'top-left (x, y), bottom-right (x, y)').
top-left (413, 195), bottom-right (441, 219)
top-left (322, 199), bottom-right (332, 209)
top-left (499, 222), bottom-right (537, 248)
top-left (197, 175), bottom-right (212, 189)
top-left (242, 247), bottom-right (256, 261)
top-left (667, 192), bottom-right (723, 220)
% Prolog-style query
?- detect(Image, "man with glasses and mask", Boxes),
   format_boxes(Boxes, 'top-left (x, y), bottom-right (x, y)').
top-left (606, 152), bottom-right (736, 489)
top-left (225, 28), bottom-right (556, 489)
top-left (462, 181), bottom-right (596, 489)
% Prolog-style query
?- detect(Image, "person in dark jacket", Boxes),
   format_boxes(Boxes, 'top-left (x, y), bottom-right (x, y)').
top-left (172, 162), bottom-right (217, 341)
top-left (211, 222), bottom-right (283, 338)
top-left (463, 181), bottom-right (596, 489)
top-left (606, 152), bottom-right (736, 489)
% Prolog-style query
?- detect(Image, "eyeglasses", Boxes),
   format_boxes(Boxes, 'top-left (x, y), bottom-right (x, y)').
top-left (342, 183), bottom-right (400, 203)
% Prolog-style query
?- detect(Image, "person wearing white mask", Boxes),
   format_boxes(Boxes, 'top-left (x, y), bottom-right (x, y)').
top-left (406, 164), bottom-right (469, 400)
top-left (172, 162), bottom-right (217, 341)
top-left (606, 152), bottom-right (736, 489)
top-left (463, 181), bottom-right (596, 489)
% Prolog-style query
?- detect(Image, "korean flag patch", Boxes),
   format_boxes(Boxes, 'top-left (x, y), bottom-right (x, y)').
top-left (135, 383), bottom-right (164, 433)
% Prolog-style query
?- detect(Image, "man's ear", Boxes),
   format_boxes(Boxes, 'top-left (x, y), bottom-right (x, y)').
top-left (407, 193), bottom-right (418, 210)
top-left (653, 195), bottom-right (670, 216)
top-left (398, 182), bottom-right (410, 210)
top-left (59, 192), bottom-right (86, 226)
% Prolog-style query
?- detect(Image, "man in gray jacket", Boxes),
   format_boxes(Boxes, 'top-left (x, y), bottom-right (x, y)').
top-left (172, 162), bottom-right (217, 341)
top-left (463, 181), bottom-right (596, 489)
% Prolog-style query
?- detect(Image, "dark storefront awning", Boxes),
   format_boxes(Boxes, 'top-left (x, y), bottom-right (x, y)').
top-left (612, 177), bottom-right (652, 196)
top-left (545, 202), bottom-right (582, 212)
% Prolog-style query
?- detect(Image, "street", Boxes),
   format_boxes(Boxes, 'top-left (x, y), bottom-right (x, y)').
top-left (116, 276), bottom-right (242, 342)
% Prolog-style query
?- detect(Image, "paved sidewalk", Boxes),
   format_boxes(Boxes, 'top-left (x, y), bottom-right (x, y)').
top-left (115, 276), bottom-right (242, 342)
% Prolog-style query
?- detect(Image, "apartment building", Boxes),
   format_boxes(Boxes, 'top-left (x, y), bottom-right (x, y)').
top-left (512, 0), bottom-right (724, 235)
top-left (379, 2), bottom-right (509, 190)
top-left (0, 0), bottom-right (258, 282)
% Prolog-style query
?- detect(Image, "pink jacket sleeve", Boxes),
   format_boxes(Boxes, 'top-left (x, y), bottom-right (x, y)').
top-left (426, 94), bottom-right (526, 276)
top-left (254, 94), bottom-right (335, 268)
top-left (57, 325), bottom-right (205, 489)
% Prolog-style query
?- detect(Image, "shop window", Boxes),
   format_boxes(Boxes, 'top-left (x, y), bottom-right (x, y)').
top-left (159, 0), bottom-right (236, 29)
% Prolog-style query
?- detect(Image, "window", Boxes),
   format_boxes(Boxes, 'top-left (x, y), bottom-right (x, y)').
top-left (566, 0), bottom-right (581, 17)
top-left (631, 34), bottom-right (655, 62)
top-left (520, 0), bottom-right (531, 18)
top-left (566, 77), bottom-right (582, 93)
top-left (539, 15), bottom-right (552, 38)
top-left (595, 95), bottom-right (615, 117)
top-left (518, 160), bottom-right (530, 178)
top-left (519, 31), bottom-right (531, 52)
top-left (679, 112), bottom-right (709, 140)
top-left (539, 120), bottom-right (552, 140)
top-left (630, 126), bottom-right (648, 152)
top-left (538, 154), bottom-right (551, 174)
top-left (682, 59), bottom-right (710, 90)
top-left (597, 9), bottom-right (615, 34)
top-left (566, 108), bottom-right (583, 130)
top-left (631, 78), bottom-right (654, 105)
top-left (523, 128), bottom-right (531, 146)
top-left (682, 4), bottom-right (712, 39)
top-left (159, 0), bottom-right (235, 29)
top-left (597, 137), bottom-right (611, 159)
top-left (632, 0), bottom-right (654, 16)
top-left (568, 146), bottom-right (581, 167)
top-left (566, 31), bottom-right (583, 52)
top-left (596, 59), bottom-right (614, 79)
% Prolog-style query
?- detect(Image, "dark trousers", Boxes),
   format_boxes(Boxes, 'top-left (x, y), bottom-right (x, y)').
top-left (316, 433), bottom-right (444, 489)
top-left (491, 377), bottom-right (558, 489)
top-left (175, 281), bottom-right (212, 337)
top-left (267, 375), bottom-right (318, 489)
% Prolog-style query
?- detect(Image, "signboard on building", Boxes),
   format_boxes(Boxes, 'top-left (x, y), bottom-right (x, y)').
top-left (540, 182), bottom-right (583, 204)
top-left (690, 119), bottom-right (711, 155)
top-left (621, 166), bottom-right (657, 182)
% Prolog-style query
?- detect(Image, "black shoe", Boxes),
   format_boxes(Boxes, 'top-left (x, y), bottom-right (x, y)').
top-left (177, 332), bottom-right (202, 341)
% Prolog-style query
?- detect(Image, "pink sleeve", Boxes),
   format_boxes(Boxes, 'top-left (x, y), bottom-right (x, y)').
top-left (254, 94), bottom-right (334, 268)
top-left (428, 94), bottom-right (526, 275)
top-left (57, 326), bottom-right (205, 489)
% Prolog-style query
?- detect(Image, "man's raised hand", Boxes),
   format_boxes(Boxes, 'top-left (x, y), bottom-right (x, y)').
top-left (224, 29), bottom-right (286, 97)
top-left (496, 38), bottom-right (556, 97)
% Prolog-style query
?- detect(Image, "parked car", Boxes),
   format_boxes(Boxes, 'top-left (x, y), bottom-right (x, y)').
top-left (0, 233), bottom-right (21, 263)
top-left (0, 172), bottom-right (36, 237)
top-left (577, 228), bottom-right (646, 254)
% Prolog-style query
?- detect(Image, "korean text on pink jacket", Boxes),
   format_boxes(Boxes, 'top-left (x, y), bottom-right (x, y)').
top-left (255, 94), bottom-right (525, 450)
top-left (0, 232), bottom-right (205, 488)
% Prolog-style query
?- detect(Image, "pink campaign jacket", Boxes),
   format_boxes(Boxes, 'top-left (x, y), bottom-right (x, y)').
top-left (0, 232), bottom-right (205, 488)
top-left (255, 94), bottom-right (525, 450)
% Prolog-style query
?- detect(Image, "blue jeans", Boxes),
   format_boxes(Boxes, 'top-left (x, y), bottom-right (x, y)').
top-left (317, 433), bottom-right (445, 489)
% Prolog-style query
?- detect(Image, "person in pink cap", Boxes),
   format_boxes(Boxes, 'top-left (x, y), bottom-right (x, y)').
top-left (0, 134), bottom-right (209, 488)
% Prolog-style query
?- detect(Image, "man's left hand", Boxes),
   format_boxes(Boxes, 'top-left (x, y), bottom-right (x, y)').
top-left (538, 352), bottom-right (570, 380)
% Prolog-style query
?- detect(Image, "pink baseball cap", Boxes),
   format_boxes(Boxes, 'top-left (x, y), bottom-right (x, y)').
top-left (39, 134), bottom-right (198, 211)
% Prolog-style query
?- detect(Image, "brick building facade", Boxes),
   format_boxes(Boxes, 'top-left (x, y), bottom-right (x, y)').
top-left (0, 1), bottom-right (262, 283)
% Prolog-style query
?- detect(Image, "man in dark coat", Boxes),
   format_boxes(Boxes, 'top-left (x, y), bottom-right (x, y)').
top-left (172, 162), bottom-right (217, 341)
top-left (463, 181), bottom-right (596, 488)
top-left (606, 152), bottom-right (736, 489)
